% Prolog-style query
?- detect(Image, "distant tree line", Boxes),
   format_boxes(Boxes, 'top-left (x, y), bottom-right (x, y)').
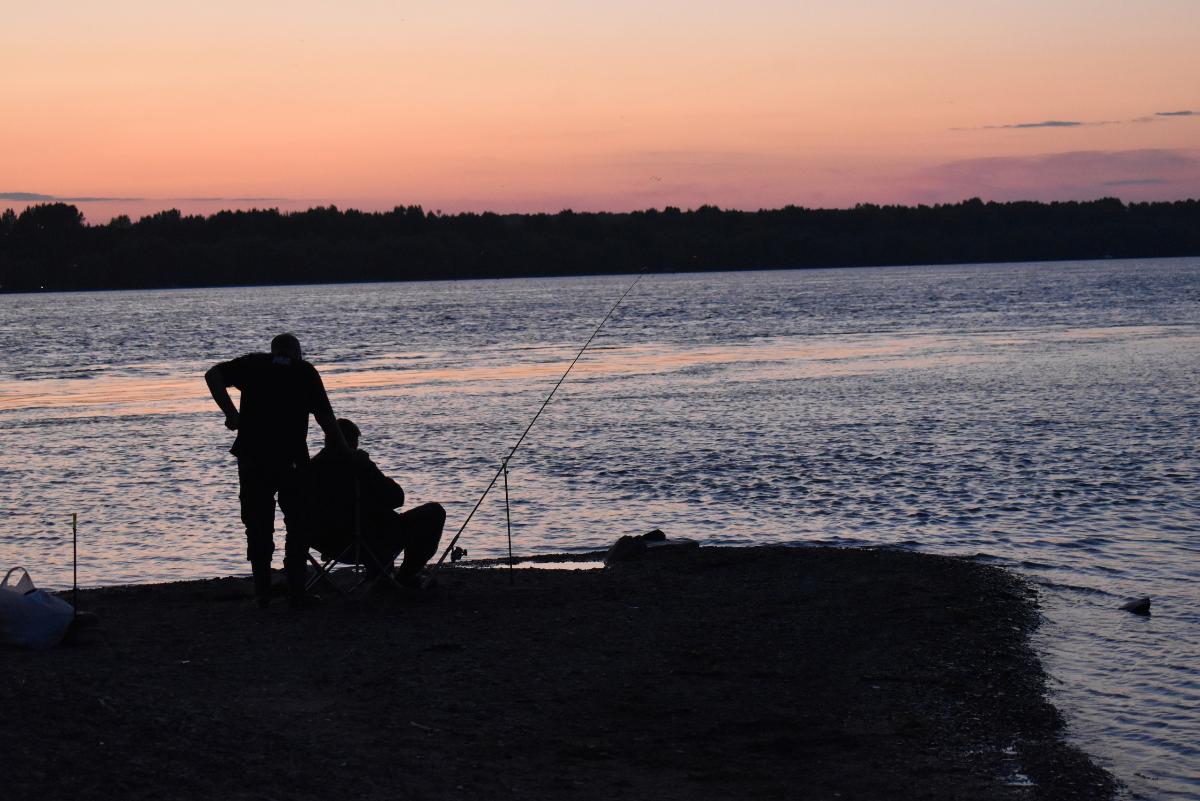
top-left (1, 197), bottom-right (1197, 292)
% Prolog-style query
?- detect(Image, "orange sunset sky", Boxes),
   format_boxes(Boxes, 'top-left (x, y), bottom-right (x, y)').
top-left (3, 0), bottom-right (1198, 222)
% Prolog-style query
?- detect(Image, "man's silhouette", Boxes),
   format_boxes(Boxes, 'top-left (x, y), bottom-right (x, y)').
top-left (281, 418), bottom-right (445, 599)
top-left (206, 333), bottom-right (348, 607)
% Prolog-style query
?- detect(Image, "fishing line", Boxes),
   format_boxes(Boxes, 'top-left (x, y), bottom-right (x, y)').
top-left (431, 270), bottom-right (647, 570)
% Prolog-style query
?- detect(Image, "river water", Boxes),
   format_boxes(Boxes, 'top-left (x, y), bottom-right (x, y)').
top-left (1, 259), bottom-right (1197, 798)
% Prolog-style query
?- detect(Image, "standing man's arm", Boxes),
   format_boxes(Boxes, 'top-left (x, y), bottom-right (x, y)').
top-left (315, 407), bottom-right (351, 455)
top-left (309, 368), bottom-right (351, 455)
top-left (205, 363), bottom-right (240, 430)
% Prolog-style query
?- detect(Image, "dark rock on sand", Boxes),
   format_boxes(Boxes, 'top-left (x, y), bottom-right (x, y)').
top-left (604, 529), bottom-right (697, 565)
top-left (604, 533), bottom-right (647, 563)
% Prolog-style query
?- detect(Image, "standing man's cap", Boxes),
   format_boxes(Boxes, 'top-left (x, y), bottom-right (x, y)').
top-left (270, 333), bottom-right (302, 362)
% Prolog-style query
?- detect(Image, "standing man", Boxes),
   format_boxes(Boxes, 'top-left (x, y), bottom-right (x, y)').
top-left (206, 333), bottom-right (348, 607)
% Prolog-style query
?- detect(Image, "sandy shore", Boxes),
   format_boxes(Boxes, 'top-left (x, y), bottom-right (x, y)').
top-left (2, 546), bottom-right (1115, 800)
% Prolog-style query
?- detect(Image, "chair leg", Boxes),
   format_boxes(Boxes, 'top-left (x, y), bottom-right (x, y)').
top-left (356, 547), bottom-right (406, 595)
top-left (305, 552), bottom-right (350, 596)
top-left (301, 543), bottom-right (405, 599)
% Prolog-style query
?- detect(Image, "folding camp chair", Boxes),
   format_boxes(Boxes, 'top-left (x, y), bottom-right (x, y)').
top-left (302, 480), bottom-right (404, 598)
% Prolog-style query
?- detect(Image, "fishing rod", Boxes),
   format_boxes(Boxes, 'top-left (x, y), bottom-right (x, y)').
top-left (432, 269), bottom-right (647, 570)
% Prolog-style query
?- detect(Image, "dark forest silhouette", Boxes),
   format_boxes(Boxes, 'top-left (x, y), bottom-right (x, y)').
top-left (1, 197), bottom-right (1197, 292)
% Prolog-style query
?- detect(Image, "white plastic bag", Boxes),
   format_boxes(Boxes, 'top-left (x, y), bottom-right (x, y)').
top-left (0, 567), bottom-right (75, 648)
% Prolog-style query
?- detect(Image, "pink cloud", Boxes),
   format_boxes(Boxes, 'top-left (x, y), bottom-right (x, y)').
top-left (910, 149), bottom-right (1200, 204)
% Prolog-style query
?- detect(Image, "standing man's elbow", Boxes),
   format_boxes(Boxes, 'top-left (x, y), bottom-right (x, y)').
top-left (206, 364), bottom-right (239, 429)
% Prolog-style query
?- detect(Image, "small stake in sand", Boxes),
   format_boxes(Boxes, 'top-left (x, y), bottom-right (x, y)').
top-left (72, 512), bottom-right (78, 620)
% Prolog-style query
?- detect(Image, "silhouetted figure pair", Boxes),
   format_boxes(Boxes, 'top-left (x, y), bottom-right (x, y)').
top-left (206, 335), bottom-right (443, 607)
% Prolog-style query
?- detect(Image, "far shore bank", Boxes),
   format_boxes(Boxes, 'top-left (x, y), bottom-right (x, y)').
top-left (2, 545), bottom-right (1116, 800)
top-left (3, 198), bottom-right (1197, 293)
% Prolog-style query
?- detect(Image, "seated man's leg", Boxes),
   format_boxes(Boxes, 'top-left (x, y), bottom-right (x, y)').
top-left (386, 502), bottom-right (446, 578)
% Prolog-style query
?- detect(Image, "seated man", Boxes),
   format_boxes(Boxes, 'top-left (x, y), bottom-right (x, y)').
top-left (281, 418), bottom-right (445, 600)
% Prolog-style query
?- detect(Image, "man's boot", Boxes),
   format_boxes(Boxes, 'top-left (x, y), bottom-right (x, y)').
top-left (251, 558), bottom-right (273, 608)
